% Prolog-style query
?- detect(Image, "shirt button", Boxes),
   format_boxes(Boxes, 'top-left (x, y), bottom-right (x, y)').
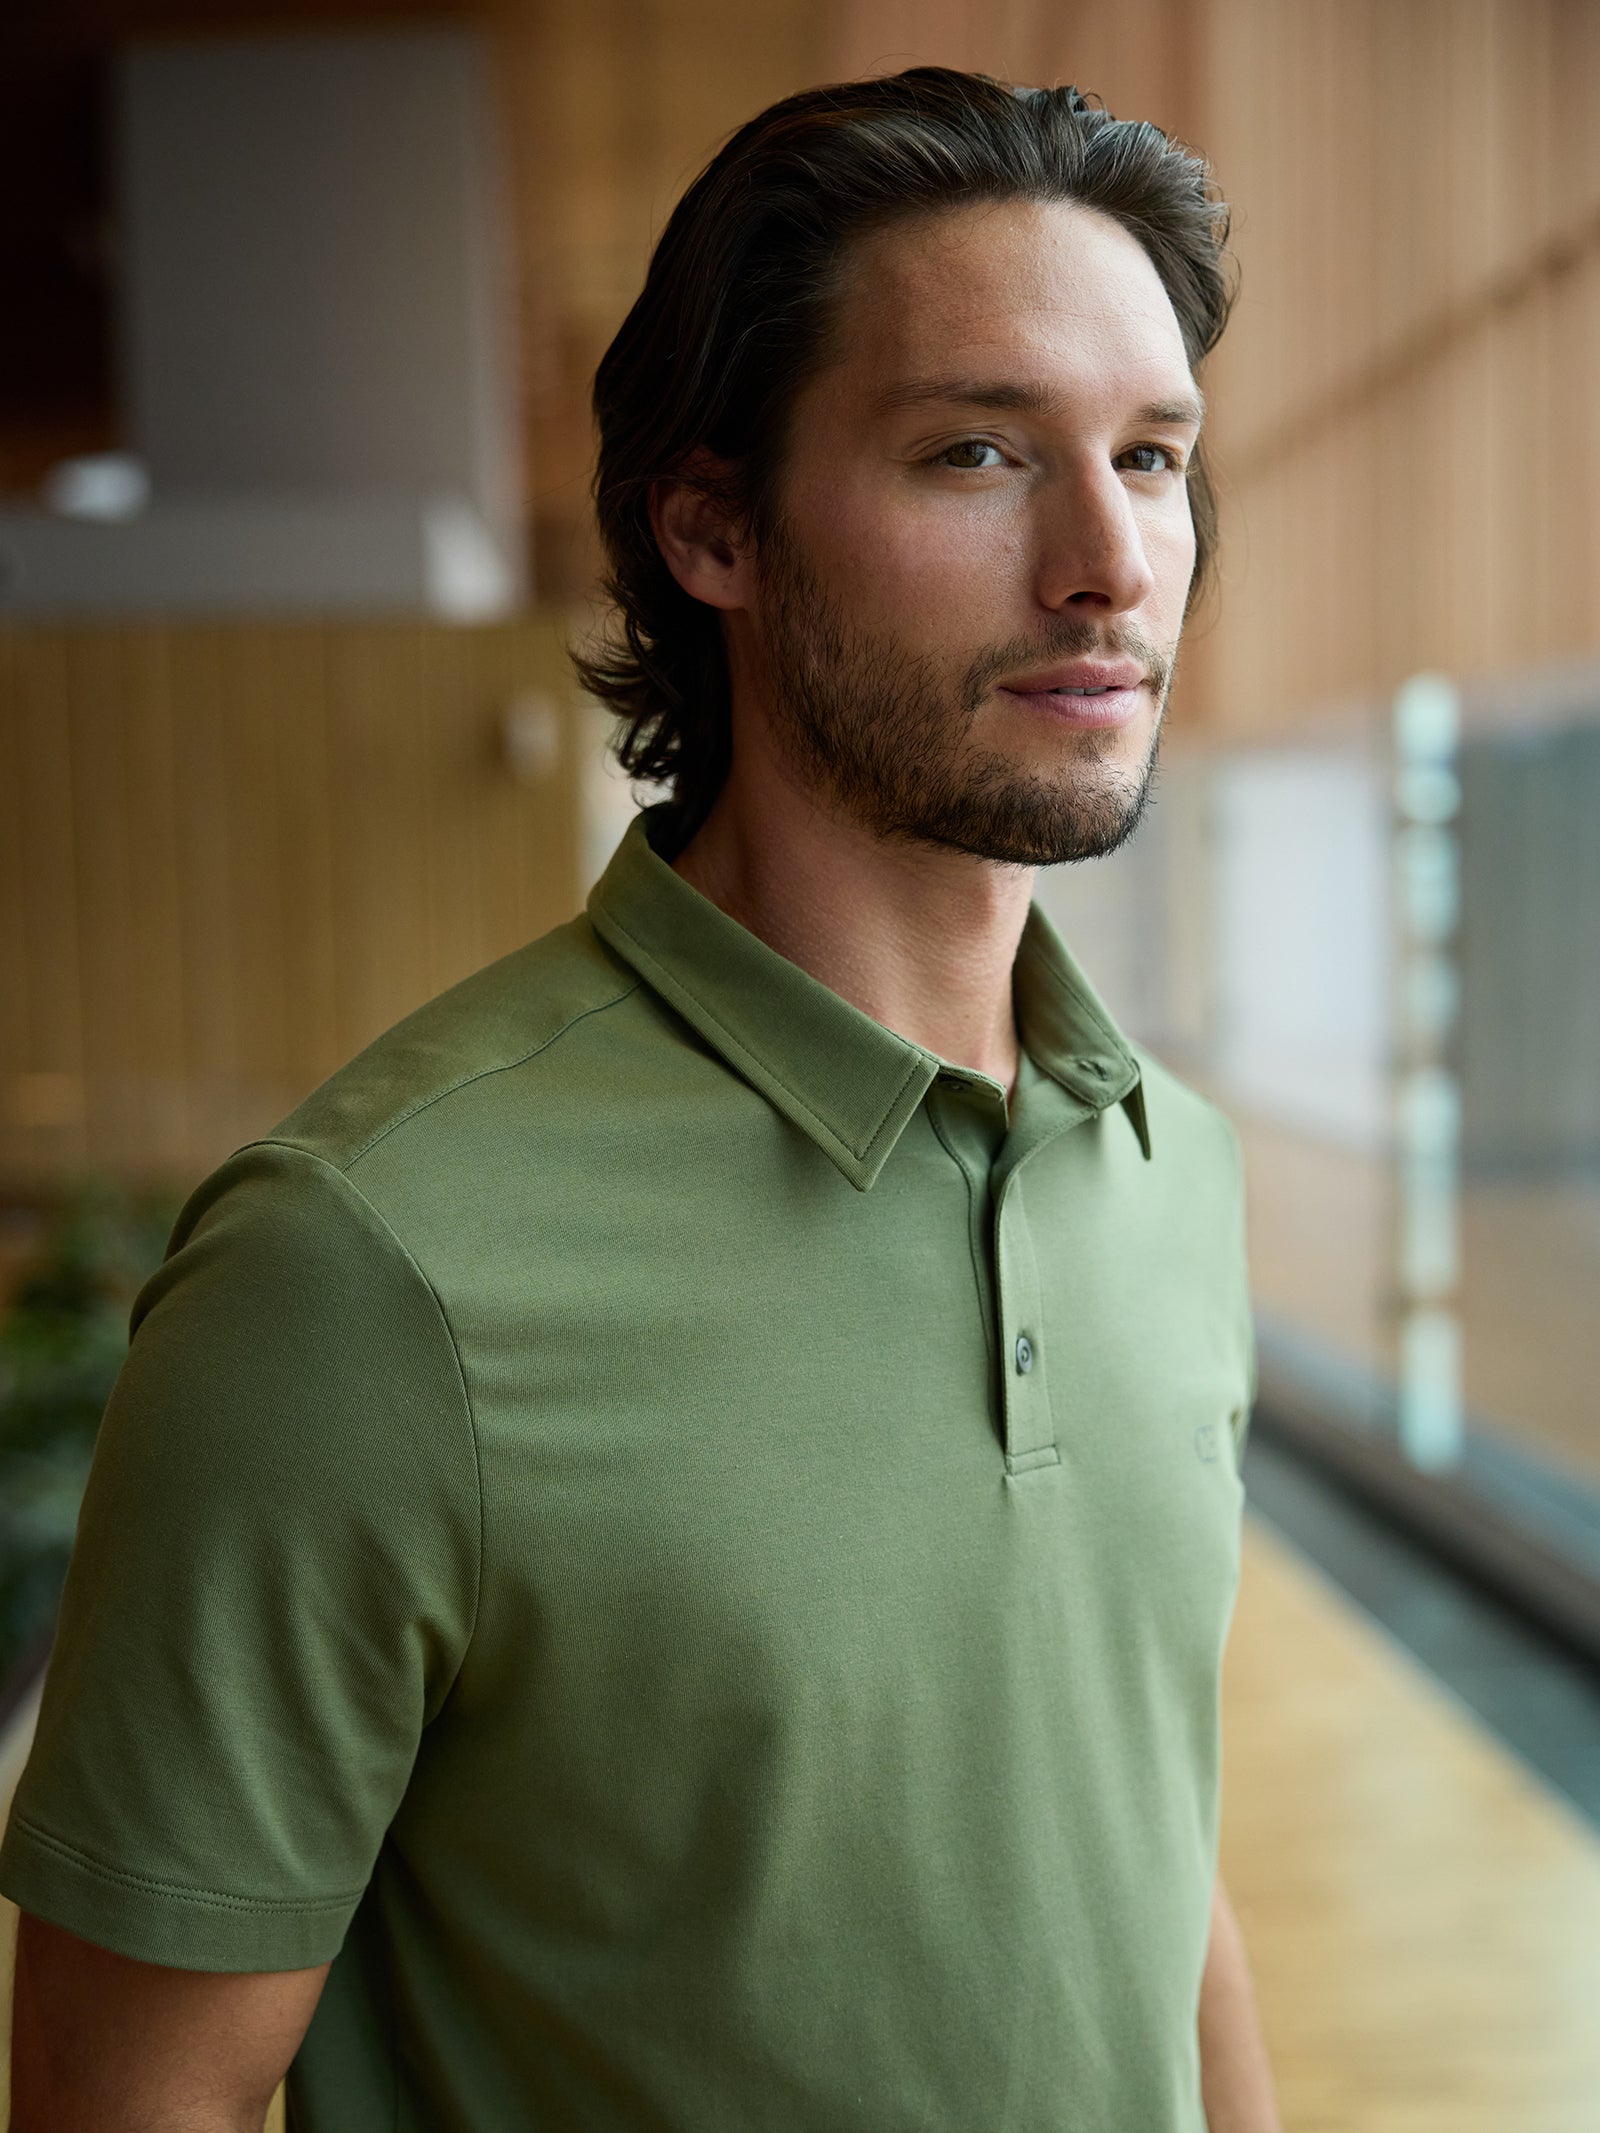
top-left (939, 1073), bottom-right (970, 1094)
top-left (1014, 1333), bottom-right (1035, 1374)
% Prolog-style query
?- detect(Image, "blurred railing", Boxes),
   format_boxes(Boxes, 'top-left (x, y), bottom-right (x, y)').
top-left (1038, 663), bottom-right (1600, 1657)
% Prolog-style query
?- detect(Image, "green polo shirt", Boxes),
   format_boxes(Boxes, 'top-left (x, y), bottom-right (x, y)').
top-left (1, 804), bottom-right (1255, 2132)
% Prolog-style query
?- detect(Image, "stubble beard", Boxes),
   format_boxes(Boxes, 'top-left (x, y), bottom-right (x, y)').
top-left (755, 518), bottom-right (1178, 868)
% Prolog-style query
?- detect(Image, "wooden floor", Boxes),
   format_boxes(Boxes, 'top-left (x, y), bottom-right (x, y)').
top-left (1220, 1522), bottom-right (1600, 2133)
top-left (3, 1519), bottom-right (1599, 2129)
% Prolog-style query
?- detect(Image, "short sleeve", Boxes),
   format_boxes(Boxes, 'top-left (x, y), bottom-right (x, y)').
top-left (0, 1141), bottom-right (481, 1972)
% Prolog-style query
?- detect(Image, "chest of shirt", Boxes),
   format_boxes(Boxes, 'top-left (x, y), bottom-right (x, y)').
top-left (386, 1078), bottom-right (1248, 1740)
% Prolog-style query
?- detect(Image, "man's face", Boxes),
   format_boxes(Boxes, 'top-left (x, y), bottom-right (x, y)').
top-left (745, 198), bottom-right (1203, 866)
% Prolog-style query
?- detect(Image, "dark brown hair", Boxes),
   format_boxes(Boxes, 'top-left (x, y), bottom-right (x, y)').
top-left (576, 66), bottom-right (1234, 846)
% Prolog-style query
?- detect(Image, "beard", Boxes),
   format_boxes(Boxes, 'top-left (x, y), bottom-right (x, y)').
top-left (753, 517), bottom-right (1177, 867)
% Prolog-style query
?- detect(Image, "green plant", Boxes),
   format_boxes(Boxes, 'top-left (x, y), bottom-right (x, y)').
top-left (0, 1182), bottom-right (180, 1693)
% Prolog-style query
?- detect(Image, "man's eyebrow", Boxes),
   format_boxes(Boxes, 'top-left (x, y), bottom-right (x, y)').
top-left (873, 377), bottom-right (1206, 428)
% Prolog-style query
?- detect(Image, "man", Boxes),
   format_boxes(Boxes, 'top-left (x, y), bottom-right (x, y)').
top-left (4, 67), bottom-right (1277, 2131)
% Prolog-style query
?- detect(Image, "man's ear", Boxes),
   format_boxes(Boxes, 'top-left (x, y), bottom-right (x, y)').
top-left (650, 455), bottom-right (754, 613)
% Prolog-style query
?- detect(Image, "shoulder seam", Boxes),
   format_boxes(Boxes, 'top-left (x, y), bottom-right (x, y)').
top-left (326, 977), bottom-right (641, 1174)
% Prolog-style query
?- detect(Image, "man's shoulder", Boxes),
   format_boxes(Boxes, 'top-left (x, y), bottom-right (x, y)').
top-left (266, 913), bottom-right (644, 1178)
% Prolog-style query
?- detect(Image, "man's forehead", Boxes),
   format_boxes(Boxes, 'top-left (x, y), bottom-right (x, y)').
top-left (831, 198), bottom-right (1192, 399)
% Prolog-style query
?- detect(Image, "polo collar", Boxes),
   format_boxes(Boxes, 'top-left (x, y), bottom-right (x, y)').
top-left (587, 806), bottom-right (1152, 1191)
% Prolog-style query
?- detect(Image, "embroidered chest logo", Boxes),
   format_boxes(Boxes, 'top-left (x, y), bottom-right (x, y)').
top-left (1193, 1422), bottom-right (1220, 1464)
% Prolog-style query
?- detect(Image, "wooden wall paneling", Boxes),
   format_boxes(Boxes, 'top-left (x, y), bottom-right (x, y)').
top-left (402, 627), bottom-right (458, 1006)
top-left (1517, 276), bottom-right (1559, 672)
top-left (1549, 249), bottom-right (1600, 656)
top-left (1039, 0), bottom-right (1184, 139)
top-left (1551, 0), bottom-right (1600, 236)
top-left (1301, 425), bottom-right (1336, 716)
top-left (1264, 0), bottom-right (1299, 451)
top-left (1453, 325), bottom-right (1502, 682)
top-left (64, 628), bottom-right (148, 1174)
top-left (325, 625), bottom-right (427, 1054)
top-left (1223, 462), bottom-right (1278, 742)
top-left (1210, 0), bottom-right (1268, 437)
top-left (1322, 395), bottom-right (1369, 716)
top-left (1487, 0), bottom-right (1555, 266)
top-left (832, 0), bottom-right (971, 81)
top-left (272, 625), bottom-right (343, 1103)
top-left (1297, 3), bottom-right (1333, 422)
top-left (1327, 0), bottom-right (1381, 420)
top-left (1432, 0), bottom-right (1496, 326)
top-left (428, 625), bottom-right (530, 995)
top-left (117, 625), bottom-right (190, 1169)
top-left (1410, 0), bottom-right (1458, 338)
top-left (0, 630), bottom-right (88, 1181)
top-left (0, 617), bottom-right (591, 1197)
top-left (653, 0), bottom-right (818, 212)
top-left (419, 626), bottom-right (487, 1003)
top-left (163, 626), bottom-right (253, 1163)
top-left (1283, 6), bottom-right (1314, 438)
top-left (466, 626), bottom-right (535, 969)
top-left (424, 629), bottom-right (483, 995)
top-left (474, 619), bottom-right (586, 968)
top-left (1373, 371), bottom-right (1422, 695)
top-left (1198, 0), bottom-right (1600, 735)
top-left (983, 0), bottom-right (1055, 94)
top-left (829, 0), bottom-right (1196, 136)
top-left (224, 630), bottom-right (300, 1137)
top-left (1369, 0), bottom-right (1416, 401)
top-left (1403, 344), bottom-right (1454, 681)
top-left (1261, 0), bottom-right (1295, 438)
top-left (1191, 0), bottom-right (1249, 455)
top-left (1480, 296), bottom-right (1529, 682)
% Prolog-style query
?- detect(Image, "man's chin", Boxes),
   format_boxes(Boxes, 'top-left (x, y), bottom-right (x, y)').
top-left (917, 756), bottom-right (1156, 867)
top-left (880, 786), bottom-right (1153, 868)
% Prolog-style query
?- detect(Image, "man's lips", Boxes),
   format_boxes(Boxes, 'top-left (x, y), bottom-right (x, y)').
top-left (996, 659), bottom-right (1147, 695)
top-left (994, 659), bottom-right (1149, 728)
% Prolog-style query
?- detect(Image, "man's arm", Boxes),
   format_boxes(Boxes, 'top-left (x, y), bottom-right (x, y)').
top-left (1198, 1877), bottom-right (1281, 2133)
top-left (10, 1911), bottom-right (328, 2132)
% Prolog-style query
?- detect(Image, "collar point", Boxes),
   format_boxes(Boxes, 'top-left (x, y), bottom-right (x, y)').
top-left (1120, 1076), bottom-right (1153, 1160)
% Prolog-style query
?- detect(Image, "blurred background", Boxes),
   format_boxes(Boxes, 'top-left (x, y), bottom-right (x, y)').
top-left (2, 2), bottom-right (1600, 2124)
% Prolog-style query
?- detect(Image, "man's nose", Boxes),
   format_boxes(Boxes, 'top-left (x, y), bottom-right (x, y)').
top-left (1034, 464), bottom-right (1156, 616)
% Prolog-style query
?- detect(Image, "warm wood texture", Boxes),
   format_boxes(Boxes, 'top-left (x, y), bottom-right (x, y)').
top-left (0, 617), bottom-right (586, 1194)
top-left (1201, 0), bottom-right (1600, 735)
top-left (1222, 1520), bottom-right (1600, 2133)
top-left (6, 1521), bottom-right (1600, 2127)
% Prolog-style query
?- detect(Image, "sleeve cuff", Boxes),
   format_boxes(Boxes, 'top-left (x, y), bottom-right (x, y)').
top-left (0, 1813), bottom-right (360, 1973)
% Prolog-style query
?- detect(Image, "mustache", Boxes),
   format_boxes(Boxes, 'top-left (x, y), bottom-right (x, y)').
top-left (961, 620), bottom-right (1174, 708)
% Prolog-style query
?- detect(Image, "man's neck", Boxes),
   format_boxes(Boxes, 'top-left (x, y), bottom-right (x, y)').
top-left (670, 752), bottom-right (1033, 1097)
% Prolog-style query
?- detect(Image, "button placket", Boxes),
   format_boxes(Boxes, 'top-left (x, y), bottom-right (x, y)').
top-left (994, 1170), bottom-right (1057, 1473)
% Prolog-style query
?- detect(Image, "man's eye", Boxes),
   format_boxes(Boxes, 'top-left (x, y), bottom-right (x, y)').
top-left (936, 439), bottom-right (1006, 470)
top-left (1121, 444), bottom-right (1183, 475)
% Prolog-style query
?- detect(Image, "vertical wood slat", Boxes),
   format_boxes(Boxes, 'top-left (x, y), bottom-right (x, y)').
top-left (1200, 0), bottom-right (1600, 738)
top-left (0, 617), bottom-right (585, 1197)
top-left (164, 627), bottom-right (248, 1161)
top-left (1, 632), bottom-right (88, 1174)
